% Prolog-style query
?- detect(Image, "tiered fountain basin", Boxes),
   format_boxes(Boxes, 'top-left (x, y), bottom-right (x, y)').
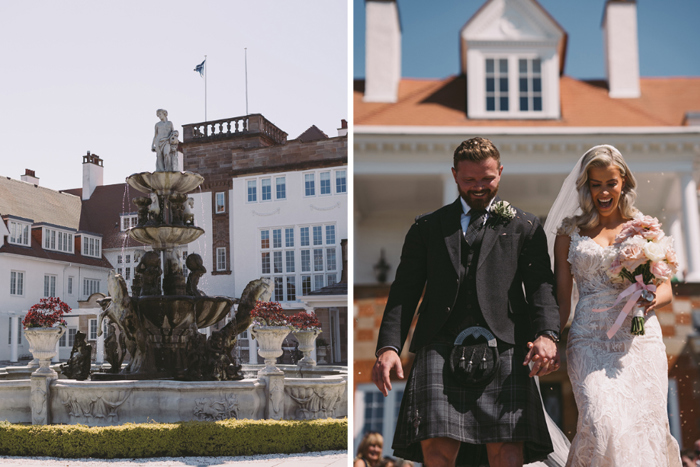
top-left (129, 226), bottom-right (204, 249)
top-left (0, 365), bottom-right (347, 425)
top-left (127, 171), bottom-right (204, 195)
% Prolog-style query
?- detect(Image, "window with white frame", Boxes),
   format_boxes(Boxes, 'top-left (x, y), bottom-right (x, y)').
top-left (261, 178), bottom-right (272, 201)
top-left (10, 271), bottom-right (24, 296)
top-left (43, 227), bottom-right (74, 253)
top-left (247, 180), bottom-right (257, 202)
top-left (275, 177), bottom-right (286, 200)
top-left (68, 276), bottom-right (74, 295)
top-left (59, 328), bottom-right (77, 347)
top-left (82, 236), bottom-right (101, 258)
top-left (304, 173), bottom-right (315, 196)
top-left (320, 172), bottom-right (331, 195)
top-left (335, 170), bottom-right (347, 194)
top-left (44, 275), bottom-right (56, 297)
top-left (7, 220), bottom-right (30, 246)
top-left (215, 192), bottom-right (226, 213)
top-left (83, 278), bottom-right (100, 297)
top-left (486, 58), bottom-right (509, 112)
top-left (216, 247), bottom-right (227, 271)
top-left (120, 214), bottom-right (138, 231)
top-left (518, 58), bottom-right (542, 112)
top-left (89, 318), bottom-right (98, 340)
top-left (262, 223), bottom-right (338, 300)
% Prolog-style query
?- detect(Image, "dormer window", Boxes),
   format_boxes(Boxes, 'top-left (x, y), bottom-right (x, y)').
top-left (7, 220), bottom-right (30, 246)
top-left (480, 55), bottom-right (546, 117)
top-left (517, 58), bottom-right (542, 112)
top-left (81, 235), bottom-right (102, 258)
top-left (43, 227), bottom-right (74, 253)
top-left (121, 214), bottom-right (138, 231)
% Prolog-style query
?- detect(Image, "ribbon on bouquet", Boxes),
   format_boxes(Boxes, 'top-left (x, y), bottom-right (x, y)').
top-left (592, 275), bottom-right (656, 339)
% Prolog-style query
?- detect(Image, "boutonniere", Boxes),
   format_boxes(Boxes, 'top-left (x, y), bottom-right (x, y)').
top-left (488, 200), bottom-right (516, 228)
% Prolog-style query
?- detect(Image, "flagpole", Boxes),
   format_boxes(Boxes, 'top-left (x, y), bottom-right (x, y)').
top-left (204, 54), bottom-right (207, 122)
top-left (244, 48), bottom-right (249, 116)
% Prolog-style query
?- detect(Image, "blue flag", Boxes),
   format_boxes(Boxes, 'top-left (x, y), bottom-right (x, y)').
top-left (194, 59), bottom-right (205, 77)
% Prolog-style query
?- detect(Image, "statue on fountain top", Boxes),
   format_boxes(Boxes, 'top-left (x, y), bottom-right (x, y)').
top-left (152, 109), bottom-right (177, 172)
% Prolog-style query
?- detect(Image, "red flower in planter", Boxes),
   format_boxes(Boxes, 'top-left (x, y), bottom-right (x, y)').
top-left (289, 311), bottom-right (322, 331)
top-left (22, 297), bottom-right (70, 328)
top-left (250, 301), bottom-right (289, 327)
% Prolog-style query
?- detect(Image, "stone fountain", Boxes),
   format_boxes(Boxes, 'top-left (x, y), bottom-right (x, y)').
top-left (0, 110), bottom-right (347, 426)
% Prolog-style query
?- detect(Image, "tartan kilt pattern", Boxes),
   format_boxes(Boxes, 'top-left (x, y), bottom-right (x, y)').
top-left (392, 342), bottom-right (553, 466)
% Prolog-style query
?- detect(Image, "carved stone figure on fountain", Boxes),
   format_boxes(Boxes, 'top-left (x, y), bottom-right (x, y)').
top-left (169, 193), bottom-right (188, 226)
top-left (60, 331), bottom-right (92, 380)
top-left (183, 198), bottom-right (195, 226)
top-left (165, 130), bottom-right (180, 171)
top-left (146, 193), bottom-right (161, 226)
top-left (163, 249), bottom-right (186, 296)
top-left (133, 197), bottom-right (152, 228)
top-left (152, 109), bottom-right (175, 172)
top-left (205, 330), bottom-right (240, 381)
top-left (185, 253), bottom-right (206, 297)
top-left (103, 324), bottom-right (126, 374)
top-left (134, 252), bottom-right (162, 296)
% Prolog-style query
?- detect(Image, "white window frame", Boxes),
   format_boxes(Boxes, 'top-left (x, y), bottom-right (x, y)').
top-left (303, 173), bottom-right (315, 197)
top-left (89, 318), bottom-right (98, 341)
top-left (83, 278), bottom-right (100, 297)
top-left (246, 179), bottom-right (257, 203)
top-left (319, 171), bottom-right (332, 196)
top-left (44, 274), bottom-right (57, 297)
top-left (10, 271), bottom-right (24, 296)
top-left (215, 192), bottom-right (226, 213)
top-left (120, 214), bottom-right (138, 231)
top-left (68, 276), bottom-right (74, 295)
top-left (7, 220), bottom-right (30, 246)
top-left (216, 247), bottom-right (227, 271)
top-left (261, 178), bottom-right (272, 202)
top-left (81, 235), bottom-right (102, 258)
top-left (335, 170), bottom-right (347, 194)
top-left (275, 176), bottom-right (286, 200)
top-left (43, 226), bottom-right (74, 253)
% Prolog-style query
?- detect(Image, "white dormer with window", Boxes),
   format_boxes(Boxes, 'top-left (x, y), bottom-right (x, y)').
top-left (80, 233), bottom-right (102, 258)
top-left (5, 216), bottom-right (32, 247)
top-left (120, 213), bottom-right (138, 231)
top-left (40, 224), bottom-right (75, 254)
top-left (461, 0), bottom-right (565, 120)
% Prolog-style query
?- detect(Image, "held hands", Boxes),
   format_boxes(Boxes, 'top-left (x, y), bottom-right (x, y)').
top-left (523, 336), bottom-right (560, 377)
top-left (372, 348), bottom-right (404, 397)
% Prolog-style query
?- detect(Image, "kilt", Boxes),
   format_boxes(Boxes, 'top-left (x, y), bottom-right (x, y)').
top-left (392, 342), bottom-right (553, 466)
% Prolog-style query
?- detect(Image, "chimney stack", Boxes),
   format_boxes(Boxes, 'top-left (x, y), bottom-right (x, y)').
top-left (82, 151), bottom-right (104, 200)
top-left (337, 119), bottom-right (348, 137)
top-left (603, 0), bottom-right (641, 98)
top-left (20, 169), bottom-right (39, 185)
top-left (364, 0), bottom-right (401, 103)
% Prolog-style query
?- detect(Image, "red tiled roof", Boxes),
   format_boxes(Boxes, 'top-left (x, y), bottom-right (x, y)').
top-left (354, 76), bottom-right (700, 128)
top-left (62, 184), bottom-right (148, 250)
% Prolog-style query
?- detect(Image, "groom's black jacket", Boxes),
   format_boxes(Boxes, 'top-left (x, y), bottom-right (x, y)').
top-left (376, 197), bottom-right (560, 355)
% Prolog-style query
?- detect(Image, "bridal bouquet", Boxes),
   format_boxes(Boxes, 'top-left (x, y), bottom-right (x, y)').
top-left (598, 216), bottom-right (678, 337)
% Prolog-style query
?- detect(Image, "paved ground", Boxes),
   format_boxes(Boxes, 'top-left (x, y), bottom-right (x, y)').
top-left (0, 451), bottom-right (348, 467)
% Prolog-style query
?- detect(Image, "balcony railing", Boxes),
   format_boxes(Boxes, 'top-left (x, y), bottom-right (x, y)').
top-left (183, 114), bottom-right (287, 145)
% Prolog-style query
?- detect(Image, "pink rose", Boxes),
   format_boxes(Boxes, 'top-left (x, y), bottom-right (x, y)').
top-left (650, 261), bottom-right (673, 280)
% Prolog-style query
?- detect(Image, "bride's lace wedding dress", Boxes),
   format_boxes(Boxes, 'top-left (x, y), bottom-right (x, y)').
top-left (566, 228), bottom-right (681, 466)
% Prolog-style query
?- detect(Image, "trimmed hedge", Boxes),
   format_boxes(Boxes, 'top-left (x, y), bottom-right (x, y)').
top-left (0, 418), bottom-right (347, 458)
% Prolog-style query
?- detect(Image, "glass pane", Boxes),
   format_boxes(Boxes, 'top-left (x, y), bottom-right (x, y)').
top-left (285, 251), bottom-right (295, 273)
top-left (533, 58), bottom-right (541, 73)
top-left (285, 228), bottom-right (294, 247)
top-left (300, 227), bottom-right (309, 246)
top-left (326, 225), bottom-right (335, 244)
top-left (301, 250), bottom-right (311, 272)
top-left (499, 77), bottom-right (508, 92)
top-left (314, 249), bottom-right (323, 271)
top-left (273, 251), bottom-right (282, 273)
top-left (520, 97), bottom-right (528, 111)
top-left (486, 77), bottom-right (494, 93)
top-left (499, 59), bottom-right (508, 73)
top-left (519, 77), bottom-right (528, 93)
top-left (261, 230), bottom-right (269, 249)
top-left (519, 58), bottom-right (527, 73)
top-left (485, 58), bottom-right (494, 73)
top-left (533, 78), bottom-right (542, 93)
top-left (486, 97), bottom-right (495, 111)
top-left (286, 277), bottom-right (296, 301)
top-left (500, 96), bottom-right (509, 111)
top-left (261, 253), bottom-right (270, 274)
top-left (273, 229), bottom-right (282, 248)
top-left (534, 97), bottom-right (543, 111)
top-left (313, 226), bottom-right (322, 245)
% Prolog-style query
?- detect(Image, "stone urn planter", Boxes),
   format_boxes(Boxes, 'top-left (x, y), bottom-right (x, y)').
top-left (24, 327), bottom-right (66, 376)
top-left (250, 325), bottom-right (290, 376)
top-left (292, 329), bottom-right (321, 368)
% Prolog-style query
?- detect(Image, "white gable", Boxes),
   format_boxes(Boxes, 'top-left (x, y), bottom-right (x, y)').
top-left (460, 0), bottom-right (566, 120)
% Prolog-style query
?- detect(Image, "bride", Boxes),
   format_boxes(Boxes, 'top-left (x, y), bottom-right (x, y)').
top-left (545, 144), bottom-right (682, 466)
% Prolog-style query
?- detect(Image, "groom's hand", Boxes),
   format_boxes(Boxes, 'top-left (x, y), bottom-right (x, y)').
top-left (372, 348), bottom-right (404, 397)
top-left (523, 337), bottom-right (560, 377)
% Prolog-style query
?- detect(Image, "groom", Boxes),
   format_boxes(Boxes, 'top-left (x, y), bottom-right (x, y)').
top-left (372, 137), bottom-right (561, 467)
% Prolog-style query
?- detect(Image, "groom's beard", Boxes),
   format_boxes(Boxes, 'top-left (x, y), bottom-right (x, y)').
top-left (459, 184), bottom-right (499, 210)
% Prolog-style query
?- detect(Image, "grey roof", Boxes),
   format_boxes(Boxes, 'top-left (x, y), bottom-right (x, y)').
top-left (0, 176), bottom-right (82, 230)
top-left (307, 282), bottom-right (347, 296)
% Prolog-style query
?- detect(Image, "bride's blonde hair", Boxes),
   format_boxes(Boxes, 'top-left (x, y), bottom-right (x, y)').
top-left (558, 145), bottom-right (638, 234)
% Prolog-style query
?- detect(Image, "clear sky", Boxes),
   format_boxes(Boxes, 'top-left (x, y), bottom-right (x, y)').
top-left (354, 0), bottom-right (700, 80)
top-left (0, 1), bottom-right (348, 191)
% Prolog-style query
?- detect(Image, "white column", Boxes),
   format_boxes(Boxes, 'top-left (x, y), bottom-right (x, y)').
top-left (681, 174), bottom-right (700, 282)
top-left (96, 326), bottom-right (105, 364)
top-left (669, 216), bottom-right (687, 282)
top-left (443, 173), bottom-right (458, 205)
top-left (332, 308), bottom-right (341, 364)
top-left (52, 340), bottom-right (60, 363)
top-left (249, 332), bottom-right (258, 364)
top-left (10, 315), bottom-right (19, 363)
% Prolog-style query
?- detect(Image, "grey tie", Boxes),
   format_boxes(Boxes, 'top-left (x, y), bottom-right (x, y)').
top-left (465, 209), bottom-right (486, 246)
